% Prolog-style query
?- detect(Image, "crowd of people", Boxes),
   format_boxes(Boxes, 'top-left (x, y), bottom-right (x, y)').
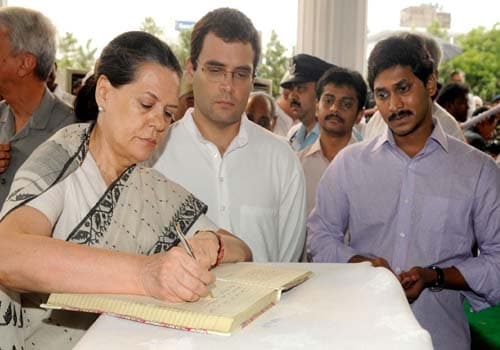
top-left (0, 5), bottom-right (498, 350)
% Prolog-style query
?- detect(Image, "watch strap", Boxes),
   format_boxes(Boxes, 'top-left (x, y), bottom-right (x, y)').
top-left (428, 265), bottom-right (444, 292)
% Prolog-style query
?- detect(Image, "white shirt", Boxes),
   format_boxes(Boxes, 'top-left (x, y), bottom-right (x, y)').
top-left (152, 109), bottom-right (307, 262)
top-left (298, 136), bottom-right (357, 215)
top-left (363, 102), bottom-right (466, 142)
top-left (273, 104), bottom-right (294, 137)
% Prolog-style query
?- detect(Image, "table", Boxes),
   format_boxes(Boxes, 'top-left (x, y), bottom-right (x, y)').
top-left (74, 263), bottom-right (433, 349)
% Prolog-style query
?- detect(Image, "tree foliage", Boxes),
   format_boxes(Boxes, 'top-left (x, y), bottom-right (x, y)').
top-left (170, 28), bottom-right (192, 68)
top-left (440, 24), bottom-right (500, 101)
top-left (57, 32), bottom-right (97, 71)
top-left (140, 16), bottom-right (164, 39)
top-left (426, 19), bottom-right (449, 40)
top-left (257, 31), bottom-right (288, 97)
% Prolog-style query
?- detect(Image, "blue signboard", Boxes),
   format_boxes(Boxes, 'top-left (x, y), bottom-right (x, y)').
top-left (175, 20), bottom-right (195, 31)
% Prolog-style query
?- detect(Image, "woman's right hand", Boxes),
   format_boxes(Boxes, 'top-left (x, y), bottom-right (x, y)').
top-left (139, 246), bottom-right (215, 303)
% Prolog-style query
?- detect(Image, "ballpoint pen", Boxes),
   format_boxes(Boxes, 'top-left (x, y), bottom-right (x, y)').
top-left (175, 223), bottom-right (196, 258)
top-left (175, 223), bottom-right (214, 298)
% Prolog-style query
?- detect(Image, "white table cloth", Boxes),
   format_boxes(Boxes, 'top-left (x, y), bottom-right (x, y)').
top-left (75, 262), bottom-right (433, 350)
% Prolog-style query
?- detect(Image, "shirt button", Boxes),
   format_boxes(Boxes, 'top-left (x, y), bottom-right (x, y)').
top-left (404, 199), bottom-right (408, 204)
top-left (213, 153), bottom-right (218, 158)
top-left (395, 267), bottom-right (401, 273)
top-left (400, 232), bottom-right (405, 238)
top-left (0, 178), bottom-right (6, 185)
top-left (219, 177), bottom-right (224, 183)
top-left (221, 205), bottom-right (226, 212)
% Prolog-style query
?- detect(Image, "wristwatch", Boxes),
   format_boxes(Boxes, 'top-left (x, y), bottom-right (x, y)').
top-left (428, 265), bottom-right (444, 292)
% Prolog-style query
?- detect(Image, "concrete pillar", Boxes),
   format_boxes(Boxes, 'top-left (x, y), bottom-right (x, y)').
top-left (297, 0), bottom-right (368, 73)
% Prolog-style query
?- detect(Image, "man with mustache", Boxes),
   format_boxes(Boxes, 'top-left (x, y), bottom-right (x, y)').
top-left (283, 54), bottom-right (336, 151)
top-left (298, 66), bottom-right (367, 215)
top-left (152, 8), bottom-right (307, 262)
top-left (308, 32), bottom-right (500, 349)
top-left (362, 33), bottom-right (465, 142)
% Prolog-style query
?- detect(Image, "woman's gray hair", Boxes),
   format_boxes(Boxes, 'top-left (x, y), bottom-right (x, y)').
top-left (0, 7), bottom-right (56, 81)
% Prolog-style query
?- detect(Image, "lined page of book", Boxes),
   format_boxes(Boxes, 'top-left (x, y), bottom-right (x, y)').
top-left (214, 264), bottom-right (313, 290)
top-left (45, 280), bottom-right (279, 334)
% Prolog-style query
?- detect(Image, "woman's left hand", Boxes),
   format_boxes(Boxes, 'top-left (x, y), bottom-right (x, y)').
top-left (187, 231), bottom-right (220, 268)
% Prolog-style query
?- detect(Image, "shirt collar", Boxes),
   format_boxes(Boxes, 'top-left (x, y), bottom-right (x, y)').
top-left (371, 117), bottom-right (449, 153)
top-left (303, 137), bottom-right (322, 157)
top-left (30, 88), bottom-right (58, 130)
top-left (0, 101), bottom-right (11, 124)
top-left (429, 118), bottom-right (449, 152)
top-left (372, 126), bottom-right (390, 151)
top-left (309, 122), bottom-right (320, 138)
top-left (183, 108), bottom-right (249, 150)
top-left (0, 88), bottom-right (56, 133)
top-left (303, 133), bottom-right (357, 158)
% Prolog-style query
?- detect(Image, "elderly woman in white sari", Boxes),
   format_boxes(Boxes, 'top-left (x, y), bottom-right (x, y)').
top-left (0, 31), bottom-right (252, 349)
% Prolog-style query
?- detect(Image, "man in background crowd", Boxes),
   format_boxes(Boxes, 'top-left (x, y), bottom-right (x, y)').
top-left (246, 91), bottom-right (277, 132)
top-left (299, 66), bottom-right (367, 215)
top-left (436, 82), bottom-right (470, 123)
top-left (0, 7), bottom-right (75, 207)
top-left (282, 54), bottom-right (335, 151)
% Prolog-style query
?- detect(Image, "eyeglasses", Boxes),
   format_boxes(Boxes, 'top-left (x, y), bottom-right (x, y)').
top-left (197, 61), bottom-right (253, 85)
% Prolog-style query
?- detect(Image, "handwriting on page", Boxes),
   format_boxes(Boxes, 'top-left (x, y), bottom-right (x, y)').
top-left (214, 264), bottom-right (308, 289)
top-left (174, 280), bottom-right (277, 317)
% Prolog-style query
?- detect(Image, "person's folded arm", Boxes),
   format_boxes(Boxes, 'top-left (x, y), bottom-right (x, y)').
top-left (215, 228), bottom-right (253, 263)
top-left (186, 214), bottom-right (253, 266)
top-left (188, 228), bottom-right (253, 267)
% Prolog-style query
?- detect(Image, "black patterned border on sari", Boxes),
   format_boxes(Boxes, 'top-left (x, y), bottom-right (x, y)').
top-left (148, 194), bottom-right (208, 255)
top-left (66, 166), bottom-right (134, 246)
top-left (0, 300), bottom-right (23, 328)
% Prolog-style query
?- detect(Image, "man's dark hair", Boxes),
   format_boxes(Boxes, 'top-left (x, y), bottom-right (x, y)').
top-left (316, 66), bottom-right (367, 112)
top-left (190, 8), bottom-right (261, 73)
top-left (436, 82), bottom-right (470, 107)
top-left (367, 32), bottom-right (434, 91)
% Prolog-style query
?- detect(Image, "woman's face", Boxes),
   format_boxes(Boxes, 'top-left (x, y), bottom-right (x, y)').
top-left (96, 62), bottom-right (180, 165)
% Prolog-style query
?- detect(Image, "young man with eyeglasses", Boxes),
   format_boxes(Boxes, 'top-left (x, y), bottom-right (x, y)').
top-left (152, 8), bottom-right (307, 262)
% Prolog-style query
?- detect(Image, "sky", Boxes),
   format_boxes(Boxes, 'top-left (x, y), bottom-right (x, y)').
top-left (6, 0), bottom-right (499, 56)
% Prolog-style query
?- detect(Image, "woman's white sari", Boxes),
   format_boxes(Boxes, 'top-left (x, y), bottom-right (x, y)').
top-left (0, 123), bottom-right (208, 349)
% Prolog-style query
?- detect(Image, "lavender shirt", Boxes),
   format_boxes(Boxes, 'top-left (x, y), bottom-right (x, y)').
top-left (308, 120), bottom-right (500, 350)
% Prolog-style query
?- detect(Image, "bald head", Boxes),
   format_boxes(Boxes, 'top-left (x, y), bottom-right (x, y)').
top-left (246, 92), bottom-right (276, 131)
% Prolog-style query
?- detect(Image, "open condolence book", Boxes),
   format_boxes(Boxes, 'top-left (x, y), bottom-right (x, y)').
top-left (42, 263), bottom-right (312, 335)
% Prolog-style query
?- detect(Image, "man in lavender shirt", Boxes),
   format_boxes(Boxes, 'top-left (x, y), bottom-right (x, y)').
top-left (307, 33), bottom-right (500, 350)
